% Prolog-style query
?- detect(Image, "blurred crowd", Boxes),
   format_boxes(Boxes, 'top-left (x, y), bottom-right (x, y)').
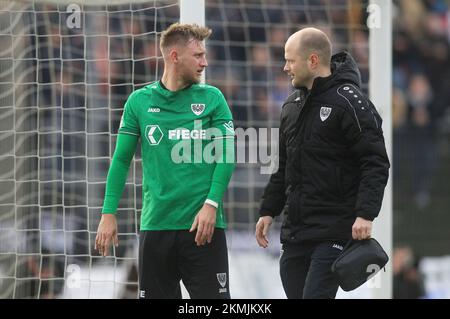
top-left (393, 246), bottom-right (425, 299)
top-left (393, 0), bottom-right (450, 211)
top-left (205, 0), bottom-right (372, 127)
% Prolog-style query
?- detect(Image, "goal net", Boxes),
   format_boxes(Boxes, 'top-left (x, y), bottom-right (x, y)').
top-left (0, 0), bottom-right (378, 298)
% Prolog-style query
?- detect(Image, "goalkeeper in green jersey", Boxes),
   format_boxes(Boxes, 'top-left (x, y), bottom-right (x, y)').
top-left (95, 23), bottom-right (235, 299)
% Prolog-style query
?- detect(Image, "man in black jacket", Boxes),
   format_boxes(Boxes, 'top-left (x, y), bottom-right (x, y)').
top-left (255, 28), bottom-right (390, 299)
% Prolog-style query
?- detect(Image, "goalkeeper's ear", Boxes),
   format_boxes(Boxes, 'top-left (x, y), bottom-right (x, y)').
top-left (167, 47), bottom-right (179, 64)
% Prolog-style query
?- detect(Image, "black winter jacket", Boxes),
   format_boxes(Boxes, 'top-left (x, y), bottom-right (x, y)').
top-left (259, 52), bottom-right (390, 243)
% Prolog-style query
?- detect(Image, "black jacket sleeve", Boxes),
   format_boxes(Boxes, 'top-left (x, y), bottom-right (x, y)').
top-left (339, 87), bottom-right (390, 221)
top-left (259, 114), bottom-right (288, 217)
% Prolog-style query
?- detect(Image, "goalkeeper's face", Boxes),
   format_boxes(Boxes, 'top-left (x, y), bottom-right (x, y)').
top-left (177, 39), bottom-right (208, 84)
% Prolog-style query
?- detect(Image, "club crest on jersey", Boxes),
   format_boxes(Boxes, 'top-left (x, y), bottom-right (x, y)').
top-left (217, 273), bottom-right (227, 288)
top-left (191, 103), bottom-right (205, 116)
top-left (320, 106), bottom-right (332, 122)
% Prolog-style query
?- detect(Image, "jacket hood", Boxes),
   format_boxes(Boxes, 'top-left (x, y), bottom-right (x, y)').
top-left (311, 51), bottom-right (362, 95)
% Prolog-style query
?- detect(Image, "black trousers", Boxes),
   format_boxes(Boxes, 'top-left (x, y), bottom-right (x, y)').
top-left (279, 240), bottom-right (346, 299)
top-left (138, 229), bottom-right (230, 299)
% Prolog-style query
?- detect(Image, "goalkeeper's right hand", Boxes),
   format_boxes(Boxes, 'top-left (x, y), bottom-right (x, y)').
top-left (95, 214), bottom-right (119, 257)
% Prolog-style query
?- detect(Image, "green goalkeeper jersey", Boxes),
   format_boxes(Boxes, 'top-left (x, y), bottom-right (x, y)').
top-left (108, 81), bottom-right (235, 230)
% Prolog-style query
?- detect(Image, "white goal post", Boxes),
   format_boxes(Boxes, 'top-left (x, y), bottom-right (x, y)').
top-left (369, 0), bottom-right (392, 299)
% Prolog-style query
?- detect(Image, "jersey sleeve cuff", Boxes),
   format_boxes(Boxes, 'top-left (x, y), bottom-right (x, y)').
top-left (205, 199), bottom-right (219, 208)
top-left (118, 130), bottom-right (140, 137)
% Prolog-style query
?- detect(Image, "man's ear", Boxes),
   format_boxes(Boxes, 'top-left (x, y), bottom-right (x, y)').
top-left (309, 53), bottom-right (319, 70)
top-left (169, 48), bottom-right (178, 63)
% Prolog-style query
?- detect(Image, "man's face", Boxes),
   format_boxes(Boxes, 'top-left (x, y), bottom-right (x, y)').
top-left (283, 40), bottom-right (312, 88)
top-left (177, 39), bottom-right (208, 84)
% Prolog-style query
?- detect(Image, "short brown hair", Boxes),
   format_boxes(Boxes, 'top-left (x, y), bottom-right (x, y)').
top-left (160, 23), bottom-right (212, 53)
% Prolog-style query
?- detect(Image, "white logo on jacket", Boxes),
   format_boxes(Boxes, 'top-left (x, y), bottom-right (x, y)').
top-left (320, 106), bottom-right (332, 122)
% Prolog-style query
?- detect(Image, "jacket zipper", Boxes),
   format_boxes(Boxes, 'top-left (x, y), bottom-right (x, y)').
top-left (292, 90), bottom-right (311, 138)
top-left (371, 110), bottom-right (379, 128)
top-left (289, 90), bottom-right (311, 192)
top-left (336, 166), bottom-right (344, 199)
top-left (286, 90), bottom-right (309, 145)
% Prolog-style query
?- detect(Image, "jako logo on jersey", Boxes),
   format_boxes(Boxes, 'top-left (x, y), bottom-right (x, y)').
top-left (169, 129), bottom-right (206, 140)
top-left (147, 107), bottom-right (160, 113)
top-left (145, 125), bottom-right (163, 145)
top-left (223, 121), bottom-right (234, 134)
top-left (332, 243), bottom-right (344, 251)
top-left (191, 103), bottom-right (205, 116)
top-left (320, 106), bottom-right (332, 122)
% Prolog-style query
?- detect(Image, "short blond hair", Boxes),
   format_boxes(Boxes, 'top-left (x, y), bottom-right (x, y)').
top-left (160, 23), bottom-right (212, 53)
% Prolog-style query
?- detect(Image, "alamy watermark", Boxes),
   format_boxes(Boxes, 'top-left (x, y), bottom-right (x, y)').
top-left (367, 4), bottom-right (381, 29)
top-left (66, 263), bottom-right (81, 288)
top-left (66, 4), bottom-right (81, 29)
top-left (366, 264), bottom-right (383, 288)
top-left (143, 120), bottom-right (279, 175)
top-left (66, 3), bottom-right (382, 31)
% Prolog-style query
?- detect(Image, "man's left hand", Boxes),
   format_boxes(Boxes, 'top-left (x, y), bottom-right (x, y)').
top-left (352, 217), bottom-right (372, 240)
top-left (190, 203), bottom-right (217, 246)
